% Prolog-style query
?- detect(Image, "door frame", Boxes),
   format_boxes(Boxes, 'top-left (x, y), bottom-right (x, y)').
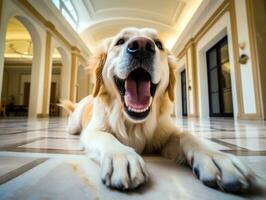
top-left (206, 36), bottom-right (233, 117)
top-left (181, 69), bottom-right (187, 117)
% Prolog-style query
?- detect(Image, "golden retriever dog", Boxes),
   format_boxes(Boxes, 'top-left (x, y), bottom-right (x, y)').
top-left (61, 27), bottom-right (254, 192)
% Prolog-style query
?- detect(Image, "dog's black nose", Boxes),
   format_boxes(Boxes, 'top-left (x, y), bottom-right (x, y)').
top-left (127, 37), bottom-right (155, 55)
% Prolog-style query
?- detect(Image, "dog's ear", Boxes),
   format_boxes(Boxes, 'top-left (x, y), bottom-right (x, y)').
top-left (90, 52), bottom-right (106, 97)
top-left (167, 54), bottom-right (177, 102)
top-left (88, 38), bottom-right (112, 97)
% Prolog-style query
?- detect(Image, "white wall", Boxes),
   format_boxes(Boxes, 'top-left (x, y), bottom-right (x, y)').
top-left (234, 0), bottom-right (256, 114)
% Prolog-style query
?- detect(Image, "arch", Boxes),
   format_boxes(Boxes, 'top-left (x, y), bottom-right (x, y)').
top-left (56, 46), bottom-right (71, 100)
top-left (0, 3), bottom-right (44, 117)
top-left (14, 16), bottom-right (43, 117)
top-left (48, 41), bottom-right (71, 116)
top-left (53, 46), bottom-right (71, 100)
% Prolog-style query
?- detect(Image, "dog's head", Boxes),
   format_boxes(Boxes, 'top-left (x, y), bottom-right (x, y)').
top-left (89, 27), bottom-right (176, 123)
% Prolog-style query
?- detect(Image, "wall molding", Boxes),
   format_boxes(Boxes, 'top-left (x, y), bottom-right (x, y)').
top-left (177, 0), bottom-right (231, 59)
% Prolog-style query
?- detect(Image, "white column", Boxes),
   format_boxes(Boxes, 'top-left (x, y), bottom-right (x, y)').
top-left (37, 30), bottom-right (52, 117)
top-left (0, 0), bottom-right (8, 104)
top-left (69, 47), bottom-right (79, 102)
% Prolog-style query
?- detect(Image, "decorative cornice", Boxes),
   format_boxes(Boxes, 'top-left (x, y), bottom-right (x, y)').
top-left (45, 20), bottom-right (56, 32)
top-left (177, 0), bottom-right (230, 58)
top-left (71, 46), bottom-right (80, 54)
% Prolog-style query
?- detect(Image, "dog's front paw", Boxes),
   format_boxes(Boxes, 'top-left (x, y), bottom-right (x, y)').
top-left (189, 151), bottom-right (255, 193)
top-left (100, 150), bottom-right (148, 190)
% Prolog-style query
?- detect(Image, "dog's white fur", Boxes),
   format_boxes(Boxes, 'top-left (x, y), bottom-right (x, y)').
top-left (62, 27), bottom-right (254, 192)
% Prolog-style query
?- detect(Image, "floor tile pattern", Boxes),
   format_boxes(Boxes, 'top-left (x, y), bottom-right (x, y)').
top-left (0, 117), bottom-right (265, 199)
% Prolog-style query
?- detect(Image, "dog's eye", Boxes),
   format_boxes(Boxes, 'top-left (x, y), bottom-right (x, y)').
top-left (155, 40), bottom-right (163, 50)
top-left (115, 38), bottom-right (125, 46)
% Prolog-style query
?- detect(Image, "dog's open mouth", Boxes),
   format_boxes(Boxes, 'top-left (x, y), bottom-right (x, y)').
top-left (114, 68), bottom-right (157, 120)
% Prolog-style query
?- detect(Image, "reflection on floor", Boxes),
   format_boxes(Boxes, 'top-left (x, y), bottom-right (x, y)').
top-left (0, 117), bottom-right (266, 199)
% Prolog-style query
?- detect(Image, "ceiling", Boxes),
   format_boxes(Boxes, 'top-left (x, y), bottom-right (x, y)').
top-left (77, 0), bottom-right (203, 52)
top-left (5, 1), bottom-right (208, 59)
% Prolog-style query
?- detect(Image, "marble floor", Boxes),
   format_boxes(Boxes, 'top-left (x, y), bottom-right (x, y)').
top-left (0, 117), bottom-right (266, 200)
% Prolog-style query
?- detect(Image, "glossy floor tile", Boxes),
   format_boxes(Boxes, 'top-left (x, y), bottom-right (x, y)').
top-left (0, 117), bottom-right (266, 200)
top-left (219, 138), bottom-right (266, 151)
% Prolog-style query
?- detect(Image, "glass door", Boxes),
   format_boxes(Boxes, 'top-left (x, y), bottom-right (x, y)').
top-left (206, 37), bottom-right (233, 117)
top-left (181, 70), bottom-right (187, 116)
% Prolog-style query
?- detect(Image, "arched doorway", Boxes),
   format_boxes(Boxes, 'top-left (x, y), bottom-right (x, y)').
top-left (1, 17), bottom-right (33, 117)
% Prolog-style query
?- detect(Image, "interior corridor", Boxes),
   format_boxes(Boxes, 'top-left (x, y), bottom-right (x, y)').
top-left (0, 0), bottom-right (266, 199)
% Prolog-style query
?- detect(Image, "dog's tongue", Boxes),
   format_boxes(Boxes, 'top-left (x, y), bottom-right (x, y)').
top-left (125, 77), bottom-right (150, 109)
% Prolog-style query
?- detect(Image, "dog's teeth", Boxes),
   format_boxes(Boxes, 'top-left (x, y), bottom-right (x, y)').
top-left (149, 98), bottom-right (153, 107)
top-left (125, 98), bottom-right (129, 107)
top-left (127, 106), bottom-right (151, 113)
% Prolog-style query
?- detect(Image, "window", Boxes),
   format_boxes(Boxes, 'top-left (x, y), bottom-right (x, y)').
top-left (51, 0), bottom-right (78, 30)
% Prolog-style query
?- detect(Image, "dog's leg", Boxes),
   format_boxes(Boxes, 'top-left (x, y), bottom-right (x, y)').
top-left (161, 132), bottom-right (255, 193)
top-left (81, 129), bottom-right (148, 190)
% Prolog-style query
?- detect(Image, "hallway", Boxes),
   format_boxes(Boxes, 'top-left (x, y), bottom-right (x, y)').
top-left (0, 117), bottom-right (265, 199)
top-left (0, 0), bottom-right (266, 199)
